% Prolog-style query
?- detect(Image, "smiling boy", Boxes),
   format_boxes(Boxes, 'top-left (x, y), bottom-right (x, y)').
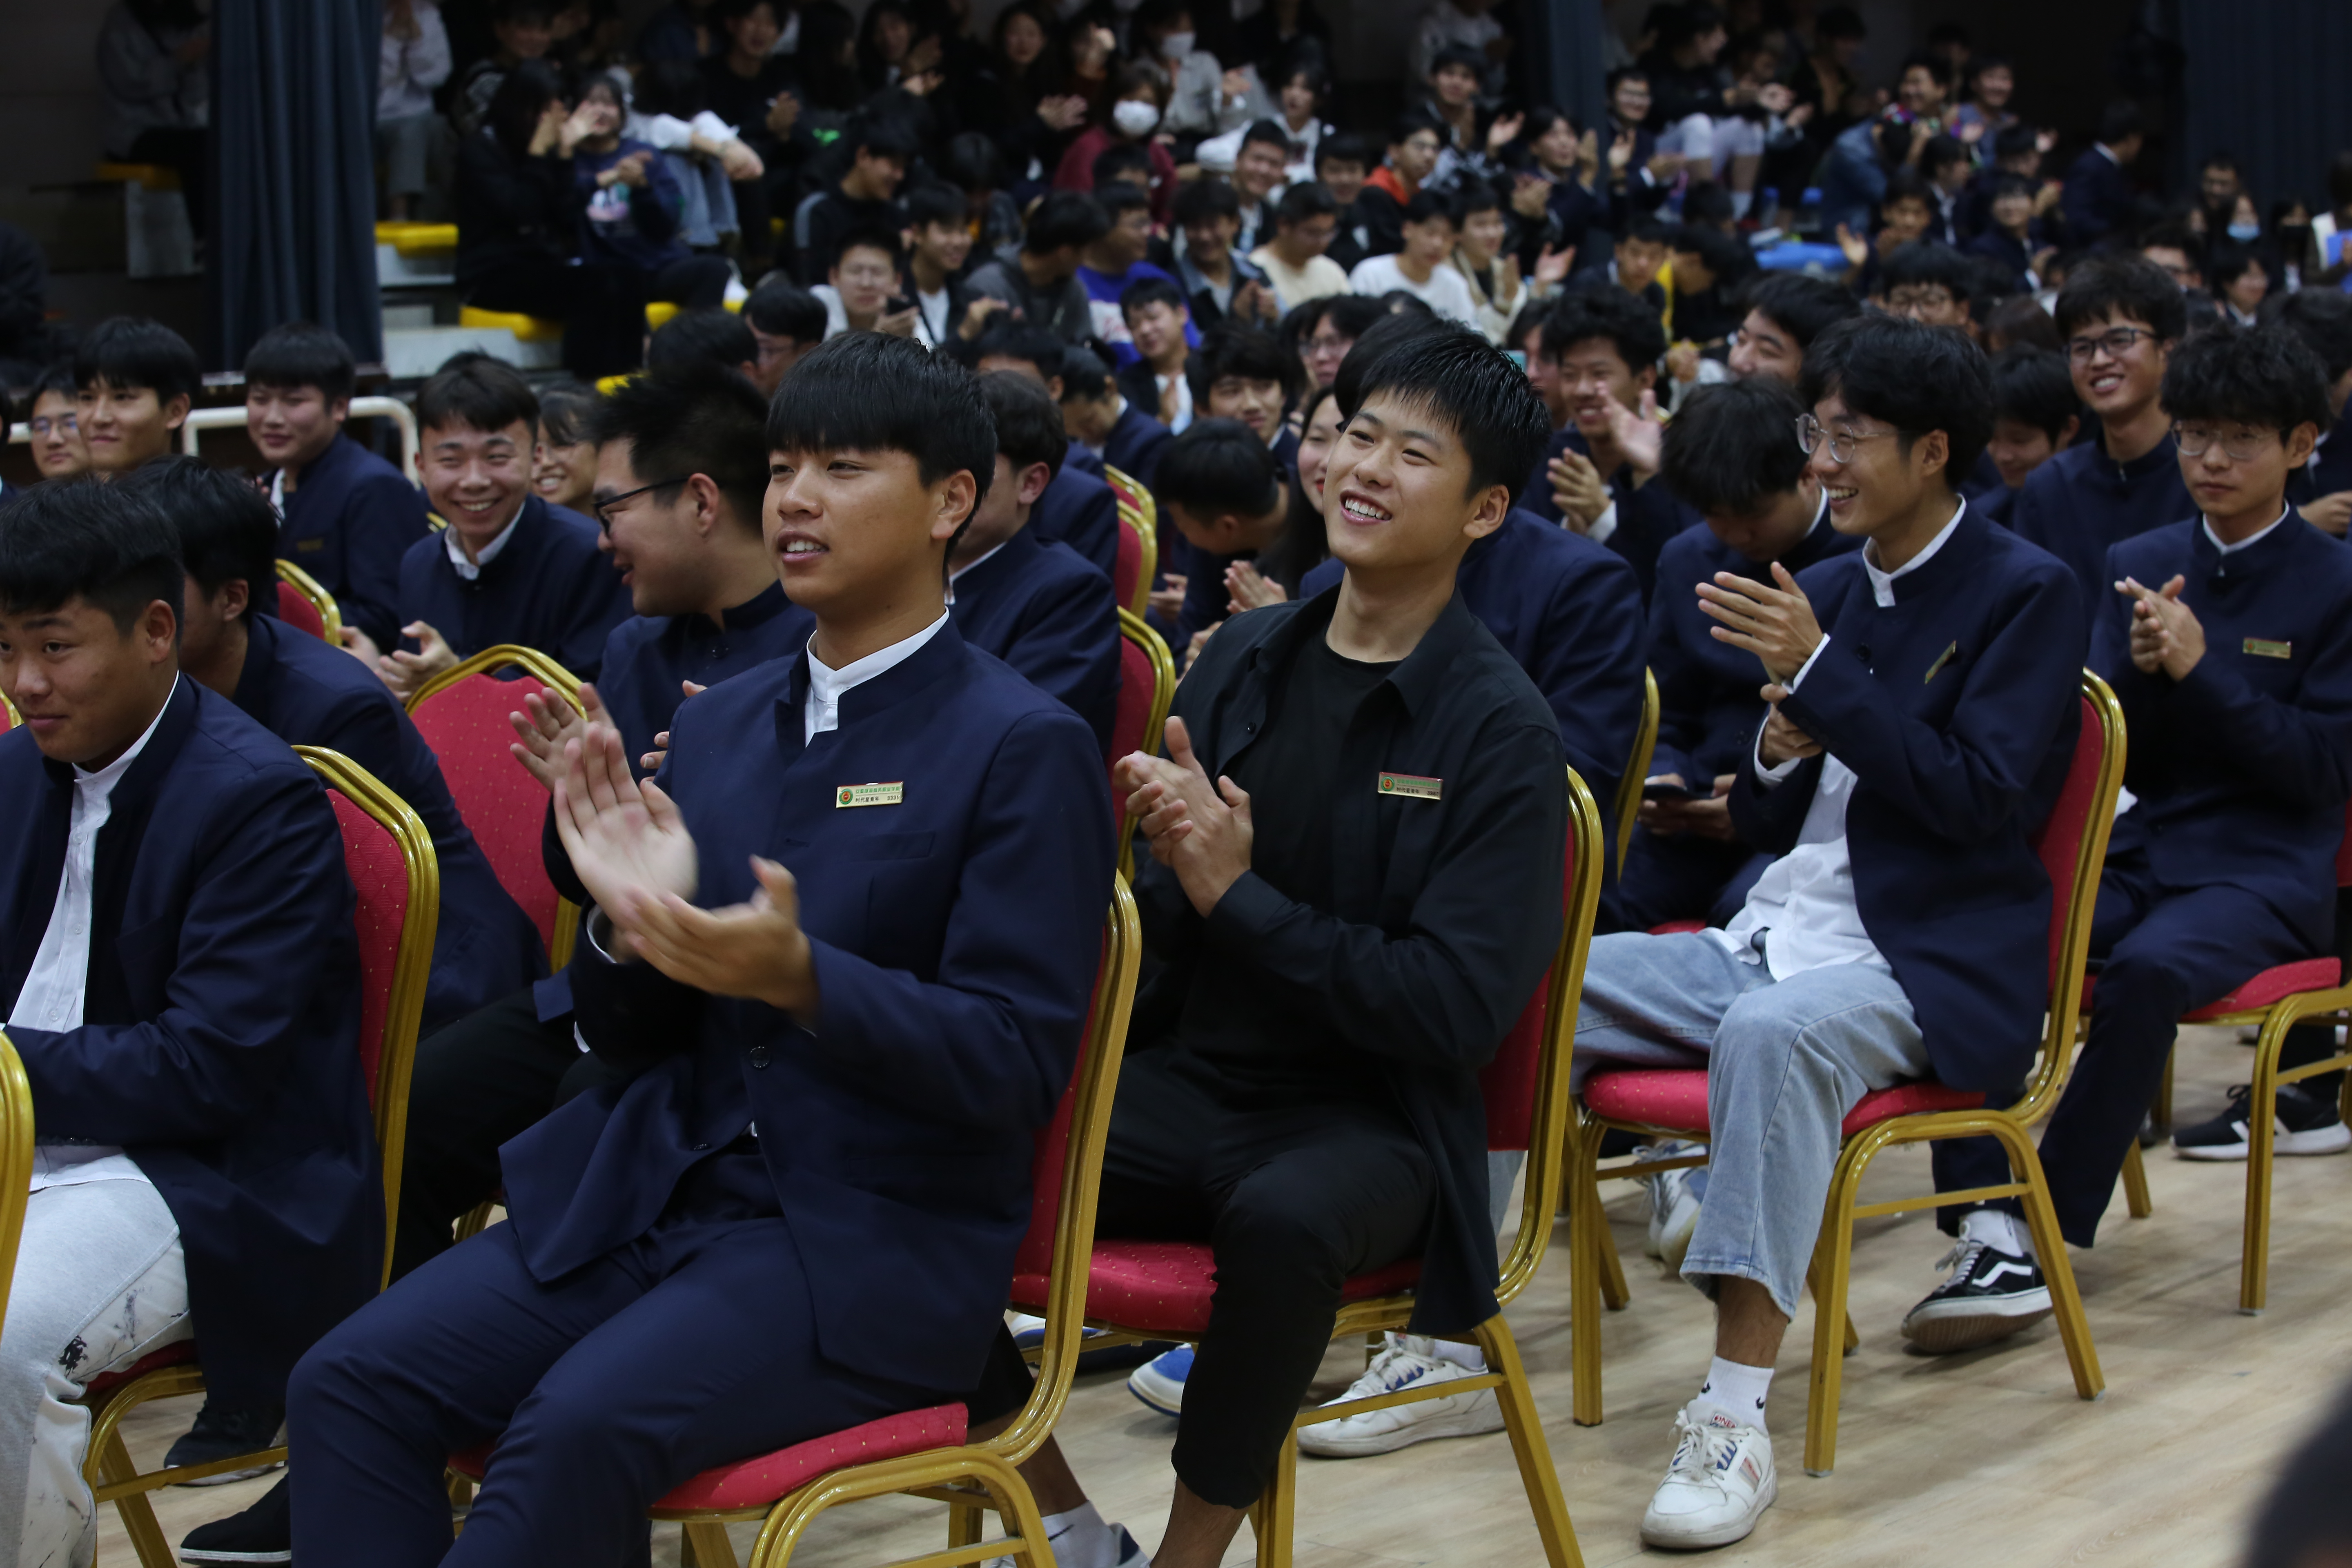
top-left (73, 316), bottom-right (199, 475)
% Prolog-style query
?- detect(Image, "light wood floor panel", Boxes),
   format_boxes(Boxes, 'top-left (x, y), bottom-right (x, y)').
top-left (96, 1024), bottom-right (2351, 1566)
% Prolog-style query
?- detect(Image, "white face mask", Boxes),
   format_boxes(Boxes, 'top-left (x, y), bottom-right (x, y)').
top-left (1159, 30), bottom-right (1195, 59)
top-left (1114, 99), bottom-right (1162, 136)
top-left (2228, 221), bottom-right (2261, 242)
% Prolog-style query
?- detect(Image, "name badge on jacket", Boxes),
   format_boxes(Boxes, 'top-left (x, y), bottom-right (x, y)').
top-left (2243, 637), bottom-right (2293, 659)
top-left (837, 782), bottom-right (904, 808)
top-left (1378, 771), bottom-right (1442, 801)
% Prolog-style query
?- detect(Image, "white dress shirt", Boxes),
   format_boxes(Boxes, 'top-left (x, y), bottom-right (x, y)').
top-left (2205, 505), bottom-right (2292, 555)
top-left (1707, 500), bottom-right (1968, 981)
top-left (15, 680), bottom-right (180, 1192)
top-left (803, 612), bottom-right (949, 743)
top-left (444, 512), bottom-right (522, 581)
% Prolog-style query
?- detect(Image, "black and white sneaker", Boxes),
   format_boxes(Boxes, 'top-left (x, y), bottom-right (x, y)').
top-left (1899, 1240), bottom-right (2052, 1354)
top-left (2174, 1082), bottom-right (2351, 1161)
top-left (178, 1475), bottom-right (290, 1563)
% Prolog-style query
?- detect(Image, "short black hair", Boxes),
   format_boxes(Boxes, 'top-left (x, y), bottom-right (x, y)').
top-left (75, 316), bottom-right (201, 405)
top-left (849, 113), bottom-right (919, 163)
top-left (1681, 180), bottom-right (1736, 229)
top-left (978, 371), bottom-right (1067, 482)
top-left (1275, 181), bottom-right (1337, 228)
top-left (1620, 215), bottom-right (1672, 249)
top-left (1605, 65), bottom-right (1650, 96)
top-left (942, 131), bottom-right (1002, 193)
top-left (1881, 240), bottom-right (1978, 300)
top-left (1120, 274), bottom-right (1189, 318)
top-left (119, 455), bottom-right (278, 622)
top-left (418, 352), bottom-right (538, 436)
top-left (1240, 118), bottom-right (1291, 156)
top-left (1345, 323), bottom-right (1553, 504)
top-left (1880, 165), bottom-right (1934, 212)
top-left (1992, 123), bottom-right (2040, 164)
top-left (1800, 314), bottom-right (1994, 484)
top-left (1429, 41), bottom-right (1486, 80)
top-left (1025, 192), bottom-right (1111, 254)
top-left (2207, 241), bottom-right (2265, 293)
top-left (1990, 345), bottom-right (2080, 441)
top-left (1660, 377), bottom-right (1811, 517)
top-left (0, 476), bottom-right (183, 635)
top-left (243, 322), bottom-right (356, 402)
top-left (1389, 107), bottom-right (1444, 149)
top-left (1091, 143), bottom-right (1153, 190)
top-left (902, 181), bottom-right (967, 232)
top-left (833, 225), bottom-right (904, 270)
top-left (1396, 189), bottom-right (1452, 229)
top-left (2053, 254), bottom-right (2187, 342)
top-left (764, 332), bottom-right (995, 520)
top-left (1331, 312), bottom-right (1453, 411)
top-left (1187, 324), bottom-right (1294, 405)
top-left (1990, 171), bottom-right (2036, 204)
top-left (2140, 222), bottom-right (2205, 268)
top-left (588, 364), bottom-right (772, 531)
top-left (1314, 132), bottom-right (1372, 172)
top-left (1060, 346), bottom-right (1114, 403)
top-left (969, 323), bottom-right (1067, 385)
top-left (1669, 221), bottom-right (1750, 282)
top-left (2096, 100), bottom-right (2145, 147)
top-left (1094, 178), bottom-right (1152, 219)
top-left (744, 277), bottom-right (827, 343)
top-left (646, 308), bottom-right (759, 377)
top-left (1174, 177), bottom-right (1241, 227)
top-left (1543, 289), bottom-right (1667, 374)
top-left (2160, 322), bottom-right (2332, 438)
top-left (1451, 184), bottom-right (1501, 223)
top-left (2261, 288), bottom-right (2352, 385)
top-left (536, 381), bottom-right (602, 448)
top-left (1155, 417), bottom-right (1281, 521)
top-left (1742, 272), bottom-right (1862, 350)
top-left (1921, 133), bottom-right (1969, 179)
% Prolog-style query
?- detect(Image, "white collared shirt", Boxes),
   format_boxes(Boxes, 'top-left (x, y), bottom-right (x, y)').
top-left (804, 612), bottom-right (949, 743)
top-left (2204, 504), bottom-right (2292, 555)
top-left (15, 680), bottom-right (180, 1193)
top-left (444, 511), bottom-right (523, 581)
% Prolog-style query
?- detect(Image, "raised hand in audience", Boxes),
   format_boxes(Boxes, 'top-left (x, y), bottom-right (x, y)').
top-left (2301, 492), bottom-right (2352, 537)
top-left (509, 681), bottom-right (609, 792)
top-left (1225, 561), bottom-right (1287, 612)
top-left (1548, 447), bottom-right (1609, 532)
top-left (376, 619), bottom-right (459, 701)
top-left (2118, 573), bottom-right (2206, 680)
top-left (1696, 561), bottom-right (1823, 684)
top-left (1149, 572), bottom-right (1188, 623)
top-left (1755, 692), bottom-right (1823, 768)
top-left (552, 722), bottom-right (697, 945)
top-left (621, 854), bottom-right (817, 1013)
top-left (1604, 387), bottom-right (1663, 479)
top-left (1115, 716), bottom-right (1254, 914)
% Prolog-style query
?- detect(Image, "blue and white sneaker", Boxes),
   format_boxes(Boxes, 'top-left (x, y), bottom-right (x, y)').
top-left (1007, 1312), bottom-right (1111, 1351)
top-left (1640, 1404), bottom-right (1777, 1548)
top-left (1635, 1142), bottom-right (1705, 1270)
top-left (1126, 1345), bottom-right (1191, 1416)
top-left (1296, 1334), bottom-right (1503, 1457)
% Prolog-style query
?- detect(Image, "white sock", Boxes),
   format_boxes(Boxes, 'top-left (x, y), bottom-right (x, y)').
top-left (1960, 1207), bottom-right (2036, 1262)
top-left (1429, 1338), bottom-right (1486, 1371)
top-left (1696, 1356), bottom-right (1773, 1430)
top-left (1730, 189), bottom-right (1754, 220)
top-left (1041, 1502), bottom-right (1120, 1568)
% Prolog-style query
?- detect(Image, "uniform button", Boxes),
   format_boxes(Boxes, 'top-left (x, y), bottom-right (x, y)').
top-left (747, 1045), bottom-right (773, 1069)
top-left (690, 1141), bottom-right (710, 1152)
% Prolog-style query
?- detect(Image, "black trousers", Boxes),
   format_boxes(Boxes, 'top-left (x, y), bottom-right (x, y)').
top-left (969, 1049), bottom-right (1434, 1507)
top-left (392, 988), bottom-right (624, 1282)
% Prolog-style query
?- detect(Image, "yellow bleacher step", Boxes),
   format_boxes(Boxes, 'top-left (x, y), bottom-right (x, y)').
top-left (459, 305), bottom-right (564, 343)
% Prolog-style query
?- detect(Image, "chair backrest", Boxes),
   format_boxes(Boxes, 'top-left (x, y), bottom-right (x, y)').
top-left (405, 645), bottom-right (584, 962)
top-left (1611, 669), bottom-right (1661, 875)
top-left (294, 746), bottom-right (440, 1290)
top-left (2335, 801), bottom-right (2352, 888)
top-left (1111, 609), bottom-right (1176, 879)
top-left (1482, 764), bottom-right (1606, 1306)
top-left (994, 882), bottom-right (1142, 1466)
top-left (0, 1036), bottom-right (36, 1341)
top-left (0, 692), bottom-right (13, 732)
top-left (275, 559), bottom-right (343, 641)
top-left (1103, 463), bottom-right (1157, 619)
top-left (2017, 673), bottom-right (2127, 1118)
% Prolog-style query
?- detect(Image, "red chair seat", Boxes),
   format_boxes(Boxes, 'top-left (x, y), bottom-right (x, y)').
top-left (82, 1340), bottom-right (198, 1398)
top-left (1011, 1244), bottom-right (1423, 1337)
top-left (1584, 1067), bottom-right (1984, 1139)
top-left (1647, 920), bottom-right (1708, 935)
top-left (2181, 958), bottom-right (2343, 1020)
top-left (275, 581), bottom-right (327, 639)
top-left (450, 1404), bottom-right (966, 1512)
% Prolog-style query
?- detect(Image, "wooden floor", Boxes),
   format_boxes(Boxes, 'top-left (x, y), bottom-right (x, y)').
top-left (101, 1024), bottom-right (2352, 1567)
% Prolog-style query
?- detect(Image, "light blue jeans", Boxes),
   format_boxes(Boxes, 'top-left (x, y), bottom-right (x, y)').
top-left (1574, 931), bottom-right (1928, 1315)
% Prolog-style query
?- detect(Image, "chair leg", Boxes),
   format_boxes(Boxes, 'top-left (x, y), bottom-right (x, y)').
top-left (2242, 1017), bottom-right (2286, 1314)
top-left (2153, 1045), bottom-right (2174, 1132)
top-left (1252, 1433), bottom-right (1296, 1568)
top-left (948, 1496), bottom-right (986, 1550)
top-left (96, 1428), bottom-right (176, 1568)
top-left (1801, 1201), bottom-right (1857, 1478)
top-left (1586, 1176), bottom-right (1630, 1311)
top-left (1476, 1316), bottom-right (1586, 1568)
top-left (1994, 1119), bottom-right (2105, 1400)
top-left (1568, 1129), bottom-right (1608, 1426)
top-left (683, 1521), bottom-right (742, 1568)
top-left (2120, 1137), bottom-right (2153, 1219)
top-left (1803, 1251), bottom-right (1860, 1356)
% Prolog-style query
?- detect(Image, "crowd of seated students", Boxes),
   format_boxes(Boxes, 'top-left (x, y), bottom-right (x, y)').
top-left (8, 2), bottom-right (2352, 1563)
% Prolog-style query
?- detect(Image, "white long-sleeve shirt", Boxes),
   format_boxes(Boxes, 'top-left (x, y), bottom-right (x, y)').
top-left (378, 1), bottom-right (453, 121)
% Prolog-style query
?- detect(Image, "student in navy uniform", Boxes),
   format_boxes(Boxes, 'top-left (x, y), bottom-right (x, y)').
top-left (1623, 378), bottom-right (1862, 931)
top-left (352, 354), bottom-right (633, 700)
top-left (73, 316), bottom-right (198, 476)
top-left (965, 325), bottom-right (1566, 1568)
top-left (128, 456), bottom-right (544, 1034)
top-left (966, 325), bottom-right (1126, 585)
top-left (1725, 273), bottom-right (1861, 386)
top-left (1524, 290), bottom-right (1699, 603)
top-left (1061, 346), bottom-right (1176, 493)
top-left (2269, 289), bottom-right (2352, 537)
top-left (2058, 102), bottom-right (2145, 248)
top-left (1978, 347), bottom-right (2080, 530)
top-left (1911, 326), bottom-right (2352, 1356)
top-left (1162, 419), bottom-right (1290, 652)
top-left (952, 374), bottom-right (1121, 752)
top-left (2011, 258), bottom-right (2192, 614)
top-left (1567, 317), bottom-right (2084, 1550)
top-left (245, 322), bottom-right (433, 657)
top-left (0, 481), bottom-right (376, 1564)
top-left (287, 332), bottom-right (1114, 1568)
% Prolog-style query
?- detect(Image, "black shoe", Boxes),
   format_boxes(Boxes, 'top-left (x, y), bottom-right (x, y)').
top-left (1898, 1240), bottom-right (2052, 1354)
top-left (179, 1474), bottom-right (290, 1563)
top-left (164, 1399), bottom-right (286, 1486)
top-left (2174, 1082), bottom-right (2352, 1161)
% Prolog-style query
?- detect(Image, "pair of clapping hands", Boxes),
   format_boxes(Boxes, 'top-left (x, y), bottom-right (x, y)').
top-left (1113, 717), bottom-right (1255, 916)
top-left (506, 681), bottom-right (815, 1012)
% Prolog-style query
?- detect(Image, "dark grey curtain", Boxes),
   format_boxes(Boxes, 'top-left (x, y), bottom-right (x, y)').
top-left (1524, 0), bottom-right (1605, 150)
top-left (2177, 1), bottom-right (2352, 217)
top-left (210, 0), bottom-right (383, 369)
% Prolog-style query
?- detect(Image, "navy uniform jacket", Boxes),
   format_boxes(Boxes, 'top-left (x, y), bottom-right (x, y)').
top-left (2060, 148), bottom-right (2136, 245)
top-left (949, 527), bottom-right (1121, 753)
top-left (230, 612), bottom-right (545, 1033)
top-left (0, 680), bottom-right (378, 1408)
top-left (2011, 436), bottom-right (2192, 617)
top-left (276, 435), bottom-right (431, 654)
top-left (1030, 465), bottom-right (1121, 586)
top-left (1522, 426), bottom-right (1700, 603)
top-left (1064, 442), bottom-right (1104, 479)
top-left (2288, 429), bottom-right (2352, 512)
top-left (1732, 506), bottom-right (2086, 1091)
top-left (1647, 504), bottom-right (1863, 787)
top-left (394, 495), bottom-right (633, 681)
top-left (2097, 518), bottom-right (2352, 950)
top-left (1102, 400), bottom-right (1175, 492)
top-left (499, 622), bottom-right (1114, 1392)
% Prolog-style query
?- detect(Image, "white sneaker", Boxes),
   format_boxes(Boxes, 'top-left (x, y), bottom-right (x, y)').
top-left (1636, 1145), bottom-right (1703, 1269)
top-left (1296, 1334), bottom-right (1505, 1458)
top-left (982, 1519), bottom-right (1147, 1568)
top-left (1639, 1404), bottom-right (1777, 1550)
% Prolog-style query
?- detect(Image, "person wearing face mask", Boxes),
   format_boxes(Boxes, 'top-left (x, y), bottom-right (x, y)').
top-left (1135, 0), bottom-right (1269, 138)
top-left (1055, 61), bottom-right (1181, 230)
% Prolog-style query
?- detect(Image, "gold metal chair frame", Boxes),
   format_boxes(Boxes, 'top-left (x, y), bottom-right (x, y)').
top-left (0, 1035), bottom-right (39, 1334)
top-left (407, 644), bottom-right (587, 972)
top-left (1565, 672), bottom-right (2126, 1477)
top-left (1103, 463), bottom-right (1158, 621)
top-left (1613, 670), bottom-right (1661, 875)
top-left (274, 558), bottom-right (345, 641)
top-left (1114, 608), bottom-right (1177, 883)
top-left (0, 690), bottom-right (18, 729)
top-left (82, 748), bottom-right (439, 1566)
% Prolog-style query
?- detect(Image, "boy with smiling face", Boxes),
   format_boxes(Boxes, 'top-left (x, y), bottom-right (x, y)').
top-left (1726, 273), bottom-right (1861, 385)
top-left (73, 316), bottom-right (198, 476)
top-left (357, 353), bottom-right (631, 698)
top-left (244, 321), bottom-right (432, 655)
top-left (966, 325), bottom-right (1565, 1568)
top-left (286, 332), bottom-right (1114, 1568)
top-left (1570, 316), bottom-right (2084, 1551)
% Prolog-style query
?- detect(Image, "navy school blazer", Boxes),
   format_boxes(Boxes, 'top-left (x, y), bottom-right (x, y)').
top-left (394, 494), bottom-right (633, 682)
top-left (275, 434), bottom-right (431, 655)
top-left (948, 526), bottom-right (1121, 753)
top-left (499, 621), bottom-right (1116, 1392)
top-left (1029, 464), bottom-right (1121, 586)
top-left (1731, 506), bottom-right (2087, 1092)
top-left (0, 679), bottom-right (379, 1408)
top-left (2097, 517), bottom-right (2352, 951)
top-left (1521, 425), bottom-right (1702, 604)
top-left (1102, 400), bottom-right (1175, 493)
top-left (230, 612), bottom-right (545, 1033)
top-left (1646, 504), bottom-right (1864, 787)
top-left (2010, 435), bottom-right (2193, 617)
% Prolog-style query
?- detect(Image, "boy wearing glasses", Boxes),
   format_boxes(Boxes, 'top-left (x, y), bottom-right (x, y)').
top-left (1567, 316), bottom-right (2084, 1550)
top-left (2012, 256), bottom-right (2193, 613)
top-left (1915, 325), bottom-right (2352, 1352)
